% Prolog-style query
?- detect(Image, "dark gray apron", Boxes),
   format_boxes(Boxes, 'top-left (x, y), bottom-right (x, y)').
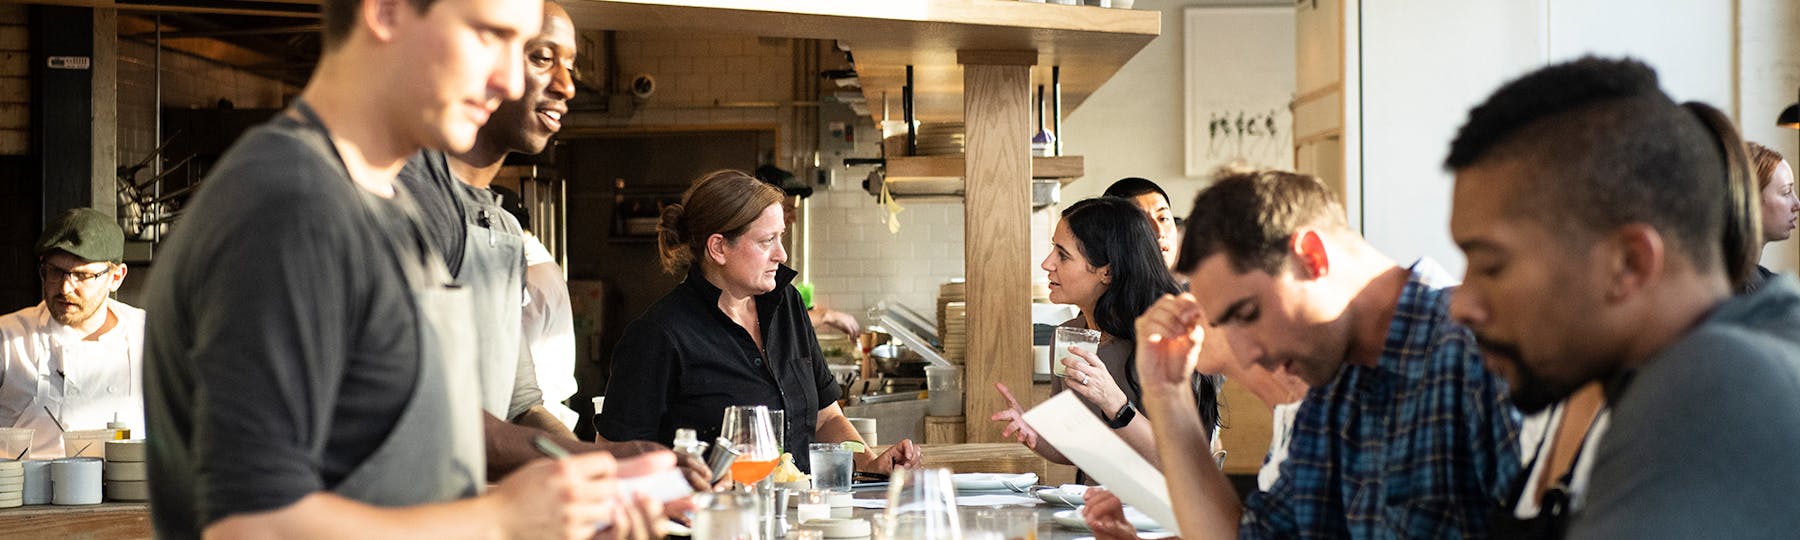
top-left (333, 183), bottom-right (486, 504)
top-left (454, 181), bottom-right (528, 419)
top-left (290, 101), bottom-right (485, 504)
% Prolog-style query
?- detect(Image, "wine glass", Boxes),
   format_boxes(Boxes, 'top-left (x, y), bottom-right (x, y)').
top-left (884, 468), bottom-right (962, 539)
top-left (721, 405), bottom-right (780, 485)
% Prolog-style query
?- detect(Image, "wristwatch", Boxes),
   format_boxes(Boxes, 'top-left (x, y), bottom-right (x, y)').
top-left (1105, 402), bottom-right (1136, 429)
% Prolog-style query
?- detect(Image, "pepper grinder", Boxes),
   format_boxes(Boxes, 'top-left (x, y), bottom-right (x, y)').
top-left (770, 488), bottom-right (795, 536)
top-left (704, 437), bottom-right (741, 481)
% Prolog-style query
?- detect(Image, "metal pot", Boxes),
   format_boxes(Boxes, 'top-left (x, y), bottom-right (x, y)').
top-left (870, 344), bottom-right (928, 378)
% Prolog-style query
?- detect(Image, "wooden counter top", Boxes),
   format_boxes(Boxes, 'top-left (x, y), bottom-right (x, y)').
top-left (886, 442), bottom-right (1076, 486)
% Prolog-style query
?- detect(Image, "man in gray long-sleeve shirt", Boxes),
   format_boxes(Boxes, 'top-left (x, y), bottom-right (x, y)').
top-left (1444, 56), bottom-right (1800, 538)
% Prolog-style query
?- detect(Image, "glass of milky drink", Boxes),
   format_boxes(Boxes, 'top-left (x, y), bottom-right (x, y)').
top-left (1052, 327), bottom-right (1102, 378)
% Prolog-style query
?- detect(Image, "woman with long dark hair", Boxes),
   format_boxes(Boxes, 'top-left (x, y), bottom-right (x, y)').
top-left (991, 197), bottom-right (1220, 468)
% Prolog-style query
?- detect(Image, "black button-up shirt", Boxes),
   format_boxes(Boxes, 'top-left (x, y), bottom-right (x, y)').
top-left (597, 264), bottom-right (841, 471)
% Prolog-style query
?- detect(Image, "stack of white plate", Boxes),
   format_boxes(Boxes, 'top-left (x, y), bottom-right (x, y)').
top-left (937, 281), bottom-right (965, 362)
top-left (914, 123), bottom-right (965, 156)
top-left (941, 302), bottom-right (967, 363)
top-left (104, 440), bottom-right (148, 502)
top-left (0, 460), bottom-right (22, 508)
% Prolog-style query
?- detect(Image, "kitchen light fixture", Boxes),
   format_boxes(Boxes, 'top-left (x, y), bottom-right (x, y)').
top-left (1782, 85), bottom-right (1799, 129)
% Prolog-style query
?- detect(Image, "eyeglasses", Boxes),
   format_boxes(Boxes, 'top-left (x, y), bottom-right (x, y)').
top-left (39, 263), bottom-right (113, 285)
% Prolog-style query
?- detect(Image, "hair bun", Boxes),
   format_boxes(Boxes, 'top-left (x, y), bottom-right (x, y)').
top-left (656, 203), bottom-right (692, 274)
top-left (658, 203), bottom-right (686, 238)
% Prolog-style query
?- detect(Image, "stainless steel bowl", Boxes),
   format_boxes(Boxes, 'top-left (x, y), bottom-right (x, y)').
top-left (870, 344), bottom-right (928, 377)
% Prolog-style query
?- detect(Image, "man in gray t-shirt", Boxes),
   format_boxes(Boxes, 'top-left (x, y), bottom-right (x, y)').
top-left (1445, 56), bottom-right (1800, 538)
top-left (142, 0), bottom-right (670, 538)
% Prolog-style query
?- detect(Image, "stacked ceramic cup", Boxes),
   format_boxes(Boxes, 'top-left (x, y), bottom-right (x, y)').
top-left (104, 440), bottom-right (148, 501)
top-left (0, 459), bottom-right (23, 508)
top-left (21, 460), bottom-right (51, 505)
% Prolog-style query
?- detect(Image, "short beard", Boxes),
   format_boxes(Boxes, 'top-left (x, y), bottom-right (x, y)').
top-left (1477, 334), bottom-right (1573, 414)
top-left (48, 298), bottom-right (103, 328)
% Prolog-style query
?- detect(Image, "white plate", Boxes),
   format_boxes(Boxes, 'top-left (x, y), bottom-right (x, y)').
top-left (1051, 508), bottom-right (1165, 532)
top-left (951, 472), bottom-right (1036, 492)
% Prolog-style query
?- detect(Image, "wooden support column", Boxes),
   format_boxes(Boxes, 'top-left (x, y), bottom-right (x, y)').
top-left (958, 49), bottom-right (1034, 443)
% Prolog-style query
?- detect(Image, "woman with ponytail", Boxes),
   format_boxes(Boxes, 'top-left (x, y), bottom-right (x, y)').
top-left (597, 170), bottom-right (920, 475)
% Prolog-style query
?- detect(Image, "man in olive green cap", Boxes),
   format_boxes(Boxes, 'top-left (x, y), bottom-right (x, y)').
top-left (0, 207), bottom-right (145, 459)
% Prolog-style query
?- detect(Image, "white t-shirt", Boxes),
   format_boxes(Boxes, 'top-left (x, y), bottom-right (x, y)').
top-left (0, 300), bottom-right (146, 459)
top-left (1514, 404), bottom-right (1609, 519)
top-left (1259, 400), bottom-right (1301, 492)
top-left (521, 234), bottom-right (579, 428)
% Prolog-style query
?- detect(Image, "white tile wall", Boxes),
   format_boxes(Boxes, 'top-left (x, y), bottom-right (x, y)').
top-left (801, 185), bottom-right (1061, 328)
top-left (803, 186), bottom-right (966, 323)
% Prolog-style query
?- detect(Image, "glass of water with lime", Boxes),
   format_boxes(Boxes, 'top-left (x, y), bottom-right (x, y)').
top-left (809, 442), bottom-right (857, 492)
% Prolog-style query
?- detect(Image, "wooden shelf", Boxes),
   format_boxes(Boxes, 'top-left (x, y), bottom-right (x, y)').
top-left (887, 155), bottom-right (1084, 182)
top-left (562, 0), bottom-right (1161, 124)
top-left (882, 156), bottom-right (1083, 197)
top-left (0, 502), bottom-right (150, 539)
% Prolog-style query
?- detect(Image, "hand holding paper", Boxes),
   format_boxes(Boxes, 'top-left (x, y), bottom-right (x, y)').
top-left (1021, 392), bottom-right (1181, 536)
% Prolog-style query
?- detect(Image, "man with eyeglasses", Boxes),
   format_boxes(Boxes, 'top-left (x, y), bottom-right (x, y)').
top-left (0, 208), bottom-right (143, 459)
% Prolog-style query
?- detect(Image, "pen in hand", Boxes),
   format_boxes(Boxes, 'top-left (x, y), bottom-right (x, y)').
top-left (531, 434), bottom-right (572, 460)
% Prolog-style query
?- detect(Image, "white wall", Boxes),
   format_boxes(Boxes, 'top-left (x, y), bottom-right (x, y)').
top-left (1354, 0), bottom-right (1756, 277)
top-left (1741, 0), bottom-right (1800, 271)
top-left (1359, 1), bottom-right (1545, 276)
top-left (1061, 0), bottom-right (1291, 212)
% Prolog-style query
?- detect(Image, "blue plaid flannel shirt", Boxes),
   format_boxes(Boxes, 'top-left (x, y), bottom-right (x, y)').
top-left (1240, 259), bottom-right (1522, 539)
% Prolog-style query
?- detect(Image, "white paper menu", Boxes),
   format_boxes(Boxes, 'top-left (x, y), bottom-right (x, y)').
top-left (1021, 392), bottom-right (1181, 536)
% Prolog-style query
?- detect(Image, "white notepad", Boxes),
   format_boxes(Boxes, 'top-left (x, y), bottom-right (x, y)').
top-left (1022, 392), bottom-right (1180, 536)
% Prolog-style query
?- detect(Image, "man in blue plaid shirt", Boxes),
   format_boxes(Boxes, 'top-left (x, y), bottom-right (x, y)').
top-left (1134, 170), bottom-right (1521, 539)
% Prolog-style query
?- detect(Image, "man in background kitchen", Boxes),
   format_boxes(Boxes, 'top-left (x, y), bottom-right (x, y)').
top-left (1103, 177), bottom-right (1181, 270)
top-left (494, 185), bottom-right (580, 429)
top-left (142, 0), bottom-right (671, 537)
top-left (0, 208), bottom-right (143, 459)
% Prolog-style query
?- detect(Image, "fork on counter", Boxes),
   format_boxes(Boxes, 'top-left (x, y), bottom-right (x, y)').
top-left (998, 477), bottom-right (1032, 494)
top-left (1031, 485), bottom-right (1083, 507)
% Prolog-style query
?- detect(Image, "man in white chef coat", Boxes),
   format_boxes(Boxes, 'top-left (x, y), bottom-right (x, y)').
top-left (0, 208), bottom-right (144, 459)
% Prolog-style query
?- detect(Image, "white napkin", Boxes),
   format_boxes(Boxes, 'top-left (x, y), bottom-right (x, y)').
top-left (950, 472), bottom-right (1039, 491)
top-left (954, 494), bottom-right (1042, 507)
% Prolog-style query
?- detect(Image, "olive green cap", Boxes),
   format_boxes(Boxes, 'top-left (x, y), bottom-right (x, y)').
top-left (36, 208), bottom-right (124, 263)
